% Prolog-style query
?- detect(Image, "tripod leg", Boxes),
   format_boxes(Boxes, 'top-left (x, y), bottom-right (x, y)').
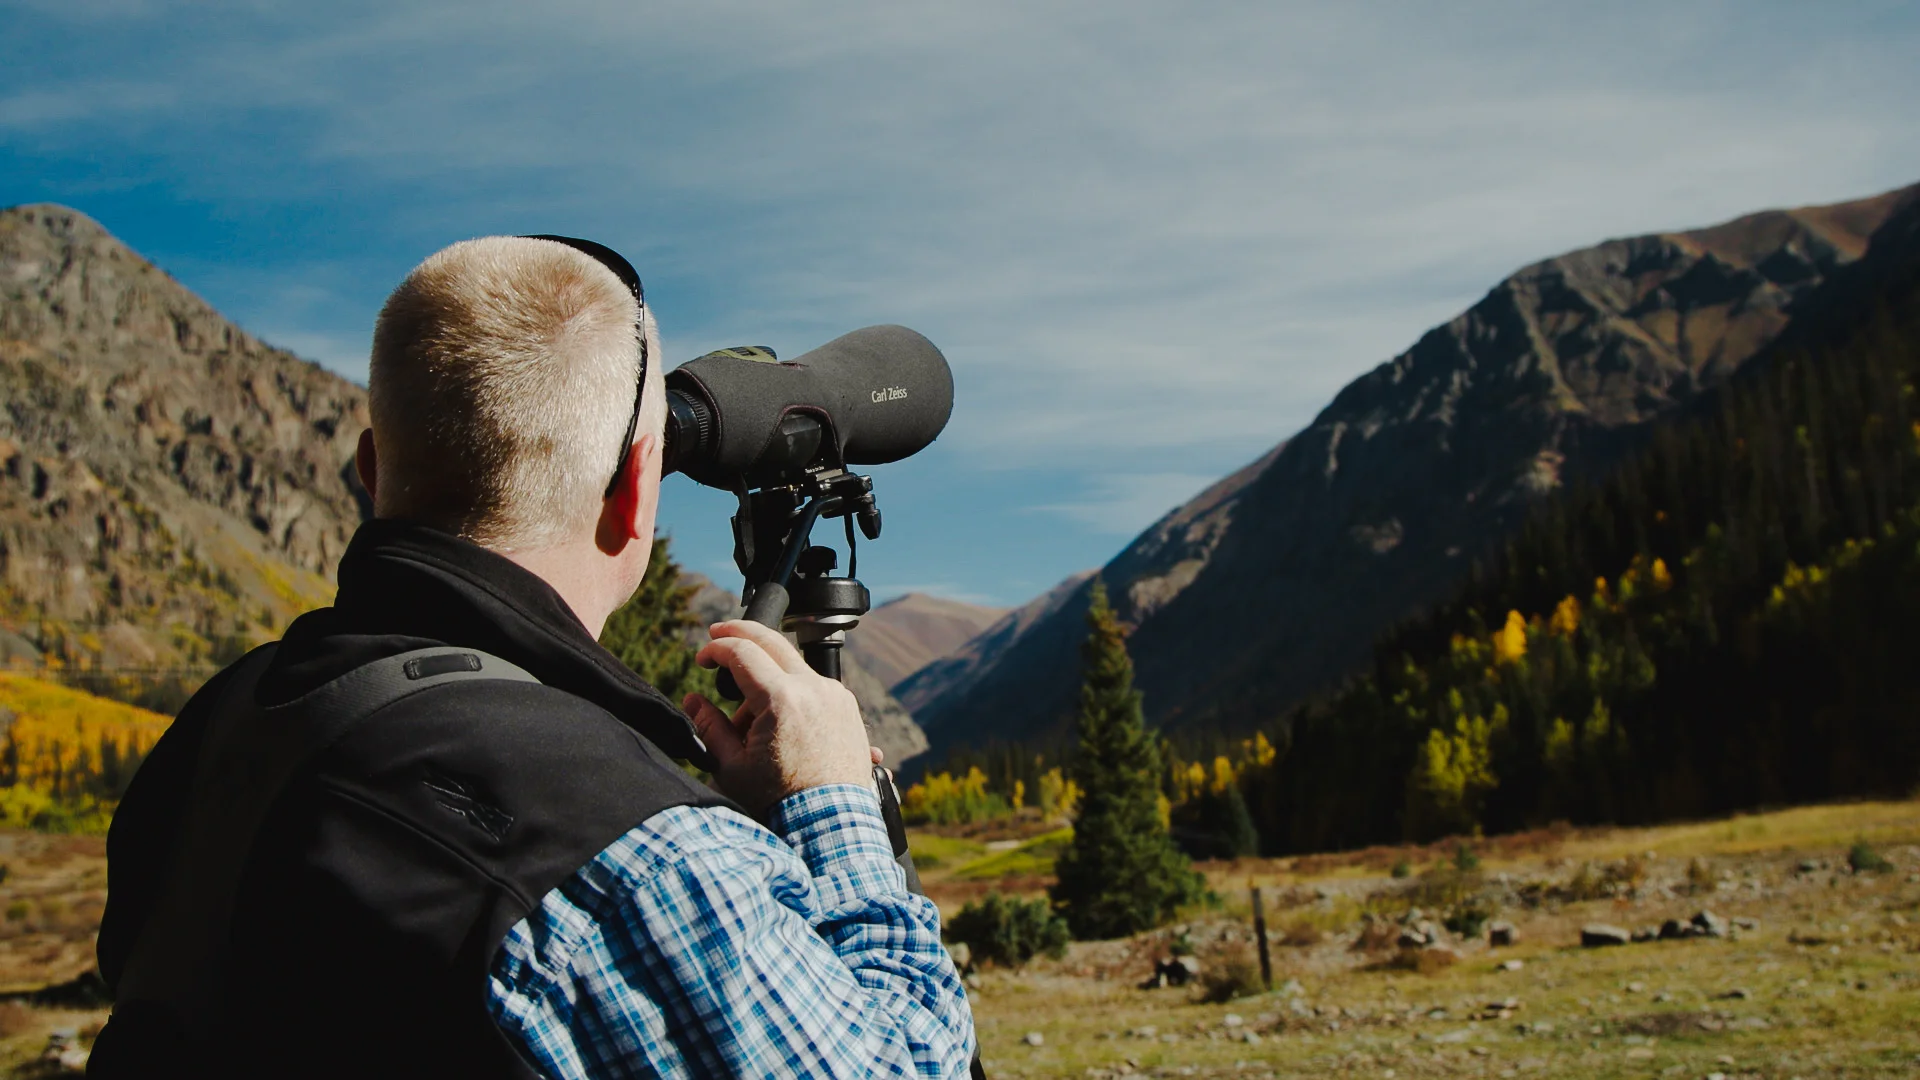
top-left (872, 765), bottom-right (923, 893)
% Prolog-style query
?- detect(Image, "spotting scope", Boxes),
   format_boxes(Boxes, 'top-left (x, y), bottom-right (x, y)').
top-left (661, 324), bottom-right (954, 490)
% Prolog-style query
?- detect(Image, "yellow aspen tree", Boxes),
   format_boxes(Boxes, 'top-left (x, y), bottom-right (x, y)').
top-left (1549, 595), bottom-right (1581, 637)
top-left (1493, 609), bottom-right (1529, 664)
top-left (1210, 756), bottom-right (1235, 794)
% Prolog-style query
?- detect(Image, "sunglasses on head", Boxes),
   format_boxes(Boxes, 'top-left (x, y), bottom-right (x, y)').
top-left (519, 234), bottom-right (648, 500)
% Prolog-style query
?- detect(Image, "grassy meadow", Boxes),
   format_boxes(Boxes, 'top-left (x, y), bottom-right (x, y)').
top-left (916, 799), bottom-right (1920, 1079)
top-left (0, 779), bottom-right (1909, 1073)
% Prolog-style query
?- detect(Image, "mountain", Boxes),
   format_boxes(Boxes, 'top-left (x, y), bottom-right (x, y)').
top-left (895, 570), bottom-right (1094, 734)
top-left (0, 203), bottom-right (926, 770)
top-left (682, 575), bottom-right (930, 768)
top-left (0, 204), bottom-right (368, 671)
top-left (844, 592), bottom-right (1007, 690)
top-left (907, 181), bottom-right (1920, 757)
top-left (1250, 185), bottom-right (1920, 852)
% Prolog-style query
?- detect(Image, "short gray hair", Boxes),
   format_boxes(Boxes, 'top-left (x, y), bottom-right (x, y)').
top-left (368, 236), bottom-right (661, 549)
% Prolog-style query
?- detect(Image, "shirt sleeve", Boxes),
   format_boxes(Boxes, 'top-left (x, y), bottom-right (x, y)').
top-left (488, 784), bottom-right (975, 1079)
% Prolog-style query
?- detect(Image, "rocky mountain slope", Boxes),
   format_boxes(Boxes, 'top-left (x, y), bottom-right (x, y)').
top-left (906, 181), bottom-right (1920, 756)
top-left (0, 203), bottom-right (937, 764)
top-left (0, 204), bottom-right (368, 668)
top-left (846, 592), bottom-right (1007, 690)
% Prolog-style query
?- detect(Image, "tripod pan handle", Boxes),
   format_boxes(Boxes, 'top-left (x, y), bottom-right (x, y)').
top-left (716, 583), bottom-right (791, 699)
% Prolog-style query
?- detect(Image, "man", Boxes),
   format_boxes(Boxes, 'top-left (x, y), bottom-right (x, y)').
top-left (91, 236), bottom-right (975, 1078)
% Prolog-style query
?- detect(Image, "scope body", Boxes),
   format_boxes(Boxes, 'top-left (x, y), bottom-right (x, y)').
top-left (662, 324), bottom-right (953, 490)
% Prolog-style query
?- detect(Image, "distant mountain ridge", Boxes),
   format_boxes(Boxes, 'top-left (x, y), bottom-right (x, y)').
top-left (0, 204), bottom-right (368, 668)
top-left (845, 592), bottom-right (1007, 690)
top-left (895, 570), bottom-right (1093, 727)
top-left (908, 181), bottom-right (1920, 757)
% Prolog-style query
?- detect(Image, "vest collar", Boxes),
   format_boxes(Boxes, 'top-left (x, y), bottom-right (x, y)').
top-left (269, 519), bottom-right (712, 767)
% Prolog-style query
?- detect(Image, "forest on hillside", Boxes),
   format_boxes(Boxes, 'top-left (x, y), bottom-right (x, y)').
top-left (0, 674), bottom-right (170, 832)
top-left (1244, 281), bottom-right (1920, 852)
top-left (912, 215), bottom-right (1920, 859)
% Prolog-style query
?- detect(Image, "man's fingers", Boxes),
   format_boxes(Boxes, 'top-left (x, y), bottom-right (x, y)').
top-left (870, 746), bottom-right (884, 766)
top-left (683, 692), bottom-right (744, 763)
top-left (696, 636), bottom-right (791, 703)
top-left (709, 620), bottom-right (809, 674)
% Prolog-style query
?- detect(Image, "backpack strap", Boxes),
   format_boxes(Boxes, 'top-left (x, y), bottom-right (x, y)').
top-left (103, 646), bottom-right (540, 1067)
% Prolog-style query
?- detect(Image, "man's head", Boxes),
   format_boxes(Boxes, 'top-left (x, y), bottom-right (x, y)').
top-left (360, 236), bottom-right (664, 631)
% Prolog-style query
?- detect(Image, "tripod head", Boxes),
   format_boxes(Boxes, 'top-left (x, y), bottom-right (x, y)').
top-left (725, 467), bottom-right (881, 685)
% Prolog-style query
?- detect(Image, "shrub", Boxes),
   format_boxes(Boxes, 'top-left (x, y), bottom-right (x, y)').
top-left (1352, 917), bottom-right (1399, 953)
top-left (1443, 896), bottom-right (1495, 939)
top-left (1390, 859), bottom-right (1412, 879)
top-left (1379, 946), bottom-right (1457, 975)
top-left (1609, 855), bottom-right (1647, 890)
top-left (1280, 917), bottom-right (1323, 947)
top-left (1452, 843), bottom-right (1480, 872)
top-left (1848, 841), bottom-right (1895, 874)
top-left (1685, 857), bottom-right (1715, 894)
top-left (1555, 857), bottom-right (1648, 902)
top-left (945, 893), bottom-right (1069, 968)
top-left (1197, 949), bottom-right (1264, 1003)
top-left (1407, 866), bottom-right (1482, 910)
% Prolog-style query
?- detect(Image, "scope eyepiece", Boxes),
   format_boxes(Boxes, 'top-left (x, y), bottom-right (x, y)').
top-left (661, 388), bottom-right (715, 476)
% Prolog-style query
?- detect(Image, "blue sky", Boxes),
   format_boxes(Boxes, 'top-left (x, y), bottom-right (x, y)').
top-left (5, 1), bottom-right (1918, 607)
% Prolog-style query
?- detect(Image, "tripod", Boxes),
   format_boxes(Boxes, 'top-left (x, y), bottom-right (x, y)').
top-left (716, 469), bottom-right (921, 891)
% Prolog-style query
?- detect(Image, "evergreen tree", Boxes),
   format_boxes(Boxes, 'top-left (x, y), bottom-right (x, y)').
top-left (1170, 783), bottom-right (1260, 859)
top-left (599, 537), bottom-right (718, 706)
top-left (1050, 580), bottom-right (1205, 938)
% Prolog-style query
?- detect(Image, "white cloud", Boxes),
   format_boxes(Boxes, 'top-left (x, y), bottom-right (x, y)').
top-left (1027, 471), bottom-right (1221, 536)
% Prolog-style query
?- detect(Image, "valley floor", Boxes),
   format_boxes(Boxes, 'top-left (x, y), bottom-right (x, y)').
top-left (0, 799), bottom-right (1914, 1075)
top-left (923, 800), bottom-right (1920, 1079)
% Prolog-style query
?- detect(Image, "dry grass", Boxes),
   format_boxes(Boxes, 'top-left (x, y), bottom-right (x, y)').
top-left (1279, 918), bottom-right (1324, 948)
top-left (1369, 945), bottom-right (1459, 975)
top-left (0, 798), bottom-right (1915, 1076)
top-left (1195, 949), bottom-right (1266, 1004)
top-left (964, 796), bottom-right (1920, 1078)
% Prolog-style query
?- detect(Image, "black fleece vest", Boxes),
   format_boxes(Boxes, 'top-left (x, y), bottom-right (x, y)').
top-left (91, 522), bottom-right (737, 1079)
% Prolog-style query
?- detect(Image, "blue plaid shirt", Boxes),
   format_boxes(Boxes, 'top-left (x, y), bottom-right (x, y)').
top-left (487, 784), bottom-right (974, 1078)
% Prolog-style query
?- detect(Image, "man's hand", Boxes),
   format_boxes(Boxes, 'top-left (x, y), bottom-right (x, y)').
top-left (684, 620), bottom-right (875, 815)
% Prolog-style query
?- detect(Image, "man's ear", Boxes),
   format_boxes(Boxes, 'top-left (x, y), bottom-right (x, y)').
top-left (355, 429), bottom-right (379, 505)
top-left (596, 433), bottom-right (658, 553)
